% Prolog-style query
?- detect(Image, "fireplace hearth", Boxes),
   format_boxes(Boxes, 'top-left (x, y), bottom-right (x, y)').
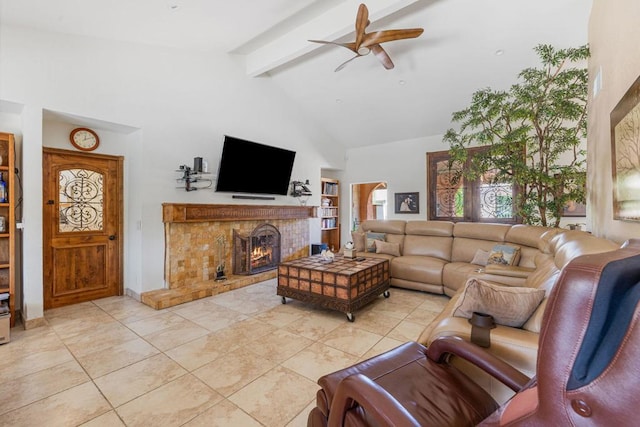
top-left (233, 223), bottom-right (281, 275)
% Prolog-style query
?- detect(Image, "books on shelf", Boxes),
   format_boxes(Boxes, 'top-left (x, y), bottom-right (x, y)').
top-left (321, 218), bottom-right (337, 229)
top-left (319, 207), bottom-right (338, 217)
top-left (322, 182), bottom-right (338, 195)
top-left (0, 292), bottom-right (8, 314)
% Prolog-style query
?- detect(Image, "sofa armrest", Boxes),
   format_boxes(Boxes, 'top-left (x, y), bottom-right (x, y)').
top-left (328, 373), bottom-right (421, 427)
top-left (484, 264), bottom-right (535, 278)
top-left (467, 265), bottom-right (534, 288)
top-left (427, 336), bottom-right (531, 392)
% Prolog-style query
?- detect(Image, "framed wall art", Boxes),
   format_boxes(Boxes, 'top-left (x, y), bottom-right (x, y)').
top-left (556, 172), bottom-right (587, 217)
top-left (563, 200), bottom-right (587, 217)
top-left (394, 192), bottom-right (419, 214)
top-left (611, 75), bottom-right (640, 221)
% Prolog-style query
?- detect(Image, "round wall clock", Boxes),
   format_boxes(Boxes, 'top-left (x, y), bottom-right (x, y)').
top-left (70, 127), bottom-right (100, 151)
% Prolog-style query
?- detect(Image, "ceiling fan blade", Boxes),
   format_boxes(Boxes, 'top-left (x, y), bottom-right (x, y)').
top-left (309, 39), bottom-right (358, 53)
top-left (334, 54), bottom-right (361, 72)
top-left (362, 28), bottom-right (424, 47)
top-left (354, 3), bottom-right (369, 50)
top-left (370, 44), bottom-right (394, 70)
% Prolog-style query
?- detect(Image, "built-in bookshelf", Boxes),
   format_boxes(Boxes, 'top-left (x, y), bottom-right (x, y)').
top-left (0, 133), bottom-right (15, 328)
top-left (320, 178), bottom-right (340, 251)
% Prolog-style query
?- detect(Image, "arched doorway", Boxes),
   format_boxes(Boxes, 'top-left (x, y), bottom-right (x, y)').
top-left (351, 182), bottom-right (387, 231)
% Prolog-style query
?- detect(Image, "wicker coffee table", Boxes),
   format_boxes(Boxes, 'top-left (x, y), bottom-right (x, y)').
top-left (277, 255), bottom-right (390, 322)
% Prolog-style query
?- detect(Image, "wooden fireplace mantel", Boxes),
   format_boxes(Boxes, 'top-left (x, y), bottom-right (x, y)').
top-left (162, 203), bottom-right (317, 223)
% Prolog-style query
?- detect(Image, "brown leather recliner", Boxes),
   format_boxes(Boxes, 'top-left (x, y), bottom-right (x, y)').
top-left (308, 239), bottom-right (640, 426)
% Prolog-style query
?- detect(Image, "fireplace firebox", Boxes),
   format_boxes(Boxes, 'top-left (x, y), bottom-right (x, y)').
top-left (233, 223), bottom-right (281, 275)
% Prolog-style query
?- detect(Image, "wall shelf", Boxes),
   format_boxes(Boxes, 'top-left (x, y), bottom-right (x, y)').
top-left (175, 165), bottom-right (212, 192)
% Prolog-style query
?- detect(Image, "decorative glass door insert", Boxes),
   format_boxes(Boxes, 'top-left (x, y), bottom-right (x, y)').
top-left (59, 168), bottom-right (104, 232)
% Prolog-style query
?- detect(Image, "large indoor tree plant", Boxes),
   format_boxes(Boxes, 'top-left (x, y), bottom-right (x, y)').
top-left (444, 44), bottom-right (590, 227)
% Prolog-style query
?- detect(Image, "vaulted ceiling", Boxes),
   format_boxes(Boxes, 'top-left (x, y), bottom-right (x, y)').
top-left (0, 0), bottom-right (592, 148)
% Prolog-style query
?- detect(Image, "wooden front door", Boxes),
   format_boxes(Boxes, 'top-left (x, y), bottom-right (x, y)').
top-left (43, 148), bottom-right (123, 309)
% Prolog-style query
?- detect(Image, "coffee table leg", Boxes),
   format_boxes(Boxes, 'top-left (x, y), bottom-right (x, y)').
top-left (383, 290), bottom-right (390, 298)
top-left (281, 296), bottom-right (287, 304)
top-left (346, 312), bottom-right (355, 322)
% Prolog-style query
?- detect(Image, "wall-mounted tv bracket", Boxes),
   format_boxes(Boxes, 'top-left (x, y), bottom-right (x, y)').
top-left (176, 165), bottom-right (212, 192)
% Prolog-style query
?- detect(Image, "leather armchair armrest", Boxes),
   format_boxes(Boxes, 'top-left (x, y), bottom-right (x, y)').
top-left (426, 336), bottom-right (531, 392)
top-left (328, 373), bottom-right (421, 427)
top-left (484, 264), bottom-right (535, 278)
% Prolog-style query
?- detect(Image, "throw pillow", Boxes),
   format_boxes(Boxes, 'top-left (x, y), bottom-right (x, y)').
top-left (471, 249), bottom-right (490, 266)
top-left (351, 232), bottom-right (366, 252)
top-left (366, 232), bottom-right (386, 253)
top-left (487, 244), bottom-right (521, 266)
top-left (452, 279), bottom-right (545, 327)
top-left (374, 240), bottom-right (401, 257)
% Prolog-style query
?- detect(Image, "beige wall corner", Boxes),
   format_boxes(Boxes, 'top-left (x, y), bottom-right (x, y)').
top-left (588, 0), bottom-right (640, 242)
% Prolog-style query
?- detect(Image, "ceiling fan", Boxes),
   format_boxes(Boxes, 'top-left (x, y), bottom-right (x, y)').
top-left (309, 3), bottom-right (424, 72)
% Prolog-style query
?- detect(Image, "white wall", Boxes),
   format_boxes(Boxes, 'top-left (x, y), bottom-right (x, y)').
top-left (338, 135), bottom-right (445, 244)
top-left (0, 26), bottom-right (346, 322)
top-left (587, 0), bottom-right (640, 243)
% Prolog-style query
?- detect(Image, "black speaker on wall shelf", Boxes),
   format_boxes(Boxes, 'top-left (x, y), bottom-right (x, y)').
top-left (193, 157), bottom-right (203, 172)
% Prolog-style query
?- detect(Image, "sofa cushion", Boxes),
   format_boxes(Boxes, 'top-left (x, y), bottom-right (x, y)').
top-left (453, 222), bottom-right (511, 241)
top-left (391, 255), bottom-right (447, 286)
top-left (487, 244), bottom-right (521, 266)
top-left (366, 232), bottom-right (386, 253)
top-left (516, 246), bottom-right (540, 269)
top-left (360, 219), bottom-right (406, 235)
top-left (451, 238), bottom-right (500, 263)
top-left (351, 232), bottom-right (366, 252)
top-left (361, 252), bottom-right (396, 261)
top-left (405, 220), bottom-right (454, 237)
top-left (443, 262), bottom-right (482, 295)
top-left (403, 235), bottom-right (452, 260)
top-left (386, 233), bottom-right (405, 255)
top-left (551, 231), bottom-right (619, 270)
top-left (452, 279), bottom-right (545, 327)
top-left (471, 249), bottom-right (490, 266)
top-left (375, 240), bottom-right (401, 257)
top-left (505, 225), bottom-right (554, 249)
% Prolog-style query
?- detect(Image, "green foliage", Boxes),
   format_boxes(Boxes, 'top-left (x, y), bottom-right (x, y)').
top-left (444, 44), bottom-right (589, 227)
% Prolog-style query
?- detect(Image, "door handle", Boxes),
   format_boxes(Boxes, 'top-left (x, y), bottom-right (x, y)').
top-left (109, 235), bottom-right (116, 240)
top-left (47, 200), bottom-right (55, 205)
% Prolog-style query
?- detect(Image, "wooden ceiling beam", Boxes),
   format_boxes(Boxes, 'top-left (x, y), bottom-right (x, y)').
top-left (243, 0), bottom-right (421, 77)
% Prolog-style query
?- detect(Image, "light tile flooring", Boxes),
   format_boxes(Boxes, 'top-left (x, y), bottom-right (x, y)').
top-left (0, 279), bottom-right (448, 427)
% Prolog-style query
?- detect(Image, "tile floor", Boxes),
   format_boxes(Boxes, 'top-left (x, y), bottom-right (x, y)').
top-left (0, 279), bottom-right (448, 427)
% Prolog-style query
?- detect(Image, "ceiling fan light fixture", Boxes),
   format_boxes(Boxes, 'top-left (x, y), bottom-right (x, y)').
top-left (309, 3), bottom-right (424, 72)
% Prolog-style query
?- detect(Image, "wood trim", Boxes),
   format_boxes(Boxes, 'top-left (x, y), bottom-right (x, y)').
top-left (162, 203), bottom-right (317, 223)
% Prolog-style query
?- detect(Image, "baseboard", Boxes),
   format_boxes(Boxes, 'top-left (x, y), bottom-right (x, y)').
top-left (22, 313), bottom-right (48, 330)
top-left (125, 288), bottom-right (141, 301)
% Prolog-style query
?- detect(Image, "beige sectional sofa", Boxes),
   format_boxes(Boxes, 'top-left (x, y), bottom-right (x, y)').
top-left (352, 219), bottom-right (620, 402)
top-left (353, 220), bottom-right (563, 296)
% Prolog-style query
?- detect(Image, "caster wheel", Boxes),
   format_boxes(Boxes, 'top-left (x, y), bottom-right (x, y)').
top-left (383, 291), bottom-right (390, 298)
top-left (346, 313), bottom-right (355, 322)
top-left (281, 296), bottom-right (287, 304)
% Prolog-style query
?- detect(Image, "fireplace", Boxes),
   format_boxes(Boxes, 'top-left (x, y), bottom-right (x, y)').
top-left (233, 223), bottom-right (281, 275)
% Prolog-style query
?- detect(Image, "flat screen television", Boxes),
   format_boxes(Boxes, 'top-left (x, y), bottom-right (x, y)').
top-left (215, 135), bottom-right (296, 196)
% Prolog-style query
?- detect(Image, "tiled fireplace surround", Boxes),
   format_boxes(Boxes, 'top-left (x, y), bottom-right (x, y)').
top-left (141, 203), bottom-right (315, 310)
